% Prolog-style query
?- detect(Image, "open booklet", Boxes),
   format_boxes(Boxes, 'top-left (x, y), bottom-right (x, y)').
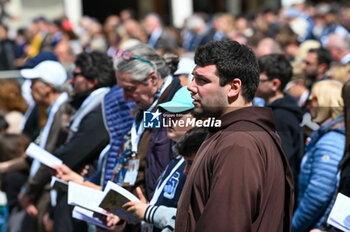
top-left (99, 181), bottom-right (140, 224)
top-left (25, 142), bottom-right (62, 169)
top-left (72, 206), bottom-right (110, 230)
top-left (327, 193), bottom-right (350, 232)
top-left (67, 181), bottom-right (111, 217)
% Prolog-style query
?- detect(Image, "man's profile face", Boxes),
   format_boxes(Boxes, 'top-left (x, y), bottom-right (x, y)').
top-left (116, 70), bottom-right (157, 110)
top-left (70, 67), bottom-right (91, 94)
top-left (30, 79), bottom-right (50, 105)
top-left (301, 52), bottom-right (319, 80)
top-left (187, 65), bottom-right (228, 119)
top-left (255, 73), bottom-right (273, 100)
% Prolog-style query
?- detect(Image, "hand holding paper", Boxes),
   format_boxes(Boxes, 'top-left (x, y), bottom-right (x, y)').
top-left (25, 143), bottom-right (62, 169)
top-left (99, 181), bottom-right (140, 224)
top-left (54, 164), bottom-right (84, 183)
top-left (122, 187), bottom-right (149, 222)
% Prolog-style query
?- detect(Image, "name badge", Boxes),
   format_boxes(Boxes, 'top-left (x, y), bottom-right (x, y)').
top-left (123, 158), bottom-right (140, 186)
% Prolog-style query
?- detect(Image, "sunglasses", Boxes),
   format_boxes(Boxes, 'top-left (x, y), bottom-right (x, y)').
top-left (114, 50), bottom-right (153, 68)
top-left (72, 72), bottom-right (83, 77)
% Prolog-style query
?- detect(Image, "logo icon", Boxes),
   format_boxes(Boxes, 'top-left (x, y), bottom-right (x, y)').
top-left (143, 109), bottom-right (161, 128)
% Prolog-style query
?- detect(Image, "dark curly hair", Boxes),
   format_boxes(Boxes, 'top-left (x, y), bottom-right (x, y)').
top-left (175, 127), bottom-right (208, 157)
top-left (308, 47), bottom-right (332, 68)
top-left (194, 40), bottom-right (259, 102)
top-left (258, 54), bottom-right (293, 91)
top-left (75, 51), bottom-right (116, 89)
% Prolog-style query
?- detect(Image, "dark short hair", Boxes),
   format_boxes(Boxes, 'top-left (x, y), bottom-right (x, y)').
top-left (175, 127), bottom-right (208, 157)
top-left (194, 40), bottom-right (259, 102)
top-left (308, 47), bottom-right (332, 67)
top-left (258, 53), bottom-right (293, 91)
top-left (75, 51), bottom-right (116, 88)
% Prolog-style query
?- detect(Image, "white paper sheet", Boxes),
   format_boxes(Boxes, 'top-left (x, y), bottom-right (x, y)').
top-left (67, 181), bottom-right (110, 216)
top-left (72, 206), bottom-right (110, 230)
top-left (25, 143), bottom-right (62, 168)
top-left (327, 193), bottom-right (350, 232)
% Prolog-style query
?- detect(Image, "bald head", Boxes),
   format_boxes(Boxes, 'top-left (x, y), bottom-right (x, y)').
top-left (256, 38), bottom-right (282, 58)
top-left (144, 13), bottom-right (162, 34)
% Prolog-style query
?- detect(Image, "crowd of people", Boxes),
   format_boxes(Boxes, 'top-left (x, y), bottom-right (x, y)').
top-left (0, 1), bottom-right (349, 232)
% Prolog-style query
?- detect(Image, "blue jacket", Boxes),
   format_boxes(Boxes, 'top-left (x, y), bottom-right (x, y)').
top-left (98, 85), bottom-right (135, 188)
top-left (292, 116), bottom-right (345, 232)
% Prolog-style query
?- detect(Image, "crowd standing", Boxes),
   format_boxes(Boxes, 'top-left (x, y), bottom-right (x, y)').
top-left (0, 1), bottom-right (349, 232)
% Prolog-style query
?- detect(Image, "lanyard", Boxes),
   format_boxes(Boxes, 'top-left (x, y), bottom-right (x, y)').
top-left (150, 157), bottom-right (184, 205)
top-left (130, 75), bottom-right (173, 152)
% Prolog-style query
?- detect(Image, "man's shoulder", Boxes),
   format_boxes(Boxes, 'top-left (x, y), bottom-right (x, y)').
top-left (211, 125), bottom-right (263, 149)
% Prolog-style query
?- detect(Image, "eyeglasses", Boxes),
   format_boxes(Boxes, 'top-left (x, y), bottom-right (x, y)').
top-left (72, 72), bottom-right (83, 77)
top-left (114, 50), bottom-right (153, 68)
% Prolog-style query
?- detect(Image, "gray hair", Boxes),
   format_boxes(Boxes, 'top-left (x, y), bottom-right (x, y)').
top-left (328, 33), bottom-right (350, 51)
top-left (114, 43), bottom-right (169, 83)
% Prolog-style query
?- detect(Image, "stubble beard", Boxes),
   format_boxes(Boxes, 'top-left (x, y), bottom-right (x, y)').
top-left (192, 104), bottom-right (224, 119)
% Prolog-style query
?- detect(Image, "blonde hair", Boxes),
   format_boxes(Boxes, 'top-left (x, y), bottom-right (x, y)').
top-left (311, 80), bottom-right (343, 123)
top-left (329, 63), bottom-right (350, 84)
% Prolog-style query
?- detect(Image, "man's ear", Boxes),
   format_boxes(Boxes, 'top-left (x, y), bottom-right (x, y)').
top-left (149, 71), bottom-right (159, 86)
top-left (319, 63), bottom-right (328, 75)
top-left (271, 78), bottom-right (281, 92)
top-left (88, 78), bottom-right (98, 90)
top-left (227, 78), bottom-right (242, 98)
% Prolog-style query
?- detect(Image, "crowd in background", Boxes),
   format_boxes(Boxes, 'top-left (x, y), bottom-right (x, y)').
top-left (0, 1), bottom-right (349, 232)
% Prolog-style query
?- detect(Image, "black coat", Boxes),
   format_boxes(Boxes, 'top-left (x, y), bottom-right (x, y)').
top-left (268, 93), bottom-right (304, 191)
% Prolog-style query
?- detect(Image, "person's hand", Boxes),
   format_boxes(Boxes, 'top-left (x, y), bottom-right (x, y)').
top-left (18, 192), bottom-right (38, 217)
top-left (96, 219), bottom-right (126, 232)
top-left (53, 164), bottom-right (83, 183)
top-left (43, 212), bottom-right (54, 231)
top-left (94, 212), bottom-right (125, 231)
top-left (122, 187), bottom-right (148, 222)
top-left (0, 162), bottom-right (8, 174)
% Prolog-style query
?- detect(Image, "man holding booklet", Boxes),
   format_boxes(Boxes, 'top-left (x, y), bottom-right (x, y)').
top-left (20, 52), bottom-right (117, 232)
top-left (18, 60), bottom-right (71, 232)
top-left (54, 86), bottom-right (208, 232)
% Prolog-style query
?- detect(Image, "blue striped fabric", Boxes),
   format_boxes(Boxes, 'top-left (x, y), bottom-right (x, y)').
top-left (102, 85), bottom-right (135, 188)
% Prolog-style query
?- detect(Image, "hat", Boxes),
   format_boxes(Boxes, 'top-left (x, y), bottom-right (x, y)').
top-left (174, 57), bottom-right (196, 75)
top-left (21, 61), bottom-right (67, 87)
top-left (23, 51), bottom-right (58, 68)
top-left (158, 86), bottom-right (194, 113)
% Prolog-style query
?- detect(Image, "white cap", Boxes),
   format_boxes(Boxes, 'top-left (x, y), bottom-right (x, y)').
top-left (174, 57), bottom-right (196, 75)
top-left (20, 61), bottom-right (67, 87)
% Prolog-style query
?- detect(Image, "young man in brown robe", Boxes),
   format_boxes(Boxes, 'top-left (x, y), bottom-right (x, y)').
top-left (175, 40), bottom-right (294, 232)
